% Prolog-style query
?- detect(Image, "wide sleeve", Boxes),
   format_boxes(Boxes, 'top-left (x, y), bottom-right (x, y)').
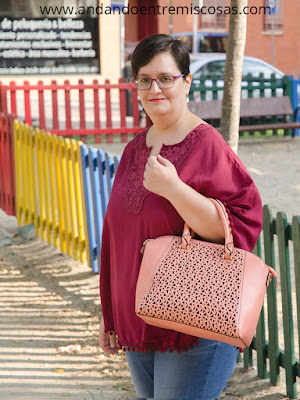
top-left (99, 216), bottom-right (115, 332)
top-left (99, 141), bottom-right (133, 332)
top-left (189, 128), bottom-right (263, 252)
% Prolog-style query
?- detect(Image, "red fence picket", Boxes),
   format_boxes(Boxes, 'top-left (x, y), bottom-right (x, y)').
top-left (0, 79), bottom-right (145, 144)
top-left (0, 113), bottom-right (15, 216)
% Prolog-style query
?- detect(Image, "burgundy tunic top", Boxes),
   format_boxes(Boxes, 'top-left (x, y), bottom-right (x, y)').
top-left (100, 123), bottom-right (263, 352)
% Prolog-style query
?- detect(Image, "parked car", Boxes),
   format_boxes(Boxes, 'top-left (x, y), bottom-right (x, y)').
top-left (189, 54), bottom-right (285, 99)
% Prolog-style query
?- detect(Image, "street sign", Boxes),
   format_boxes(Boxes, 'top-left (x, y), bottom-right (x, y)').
top-left (267, 0), bottom-right (278, 15)
top-left (111, 1), bottom-right (125, 11)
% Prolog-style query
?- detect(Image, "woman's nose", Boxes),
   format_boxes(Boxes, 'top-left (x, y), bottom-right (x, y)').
top-left (149, 79), bottom-right (162, 94)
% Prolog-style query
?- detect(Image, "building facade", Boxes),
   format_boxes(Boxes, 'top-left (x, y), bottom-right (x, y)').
top-left (0, 0), bottom-right (299, 84)
top-left (125, 0), bottom-right (300, 77)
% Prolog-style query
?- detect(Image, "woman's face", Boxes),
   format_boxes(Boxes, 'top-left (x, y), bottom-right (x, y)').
top-left (136, 52), bottom-right (192, 120)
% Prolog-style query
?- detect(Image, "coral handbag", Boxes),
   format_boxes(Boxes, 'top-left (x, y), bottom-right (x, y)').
top-left (135, 198), bottom-right (277, 348)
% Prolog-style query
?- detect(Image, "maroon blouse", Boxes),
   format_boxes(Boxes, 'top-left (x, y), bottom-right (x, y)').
top-left (100, 123), bottom-right (263, 352)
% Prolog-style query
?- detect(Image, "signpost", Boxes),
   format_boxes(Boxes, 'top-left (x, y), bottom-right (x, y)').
top-left (112, 0), bottom-right (126, 77)
top-left (192, 0), bottom-right (203, 53)
top-left (267, 0), bottom-right (277, 66)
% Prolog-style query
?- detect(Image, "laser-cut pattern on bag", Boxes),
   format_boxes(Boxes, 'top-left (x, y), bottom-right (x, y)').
top-left (137, 238), bottom-right (244, 337)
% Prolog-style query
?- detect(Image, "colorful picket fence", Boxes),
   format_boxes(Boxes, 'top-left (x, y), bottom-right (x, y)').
top-left (0, 79), bottom-right (143, 144)
top-left (13, 119), bottom-right (88, 265)
top-left (1, 75), bottom-right (299, 146)
top-left (12, 118), bottom-right (121, 272)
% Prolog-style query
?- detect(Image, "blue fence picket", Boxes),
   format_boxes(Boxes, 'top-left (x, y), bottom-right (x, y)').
top-left (88, 147), bottom-right (103, 274)
top-left (97, 148), bottom-right (109, 218)
top-left (114, 156), bottom-right (120, 174)
top-left (289, 75), bottom-right (300, 136)
top-left (80, 144), bottom-right (98, 272)
top-left (105, 152), bottom-right (115, 197)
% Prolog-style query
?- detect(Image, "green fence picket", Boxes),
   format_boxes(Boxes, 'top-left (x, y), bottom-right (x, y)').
top-left (277, 212), bottom-right (297, 399)
top-left (253, 237), bottom-right (268, 378)
top-left (263, 205), bottom-right (280, 386)
top-left (243, 344), bottom-right (253, 369)
top-left (256, 308), bottom-right (267, 379)
top-left (292, 216), bottom-right (300, 370)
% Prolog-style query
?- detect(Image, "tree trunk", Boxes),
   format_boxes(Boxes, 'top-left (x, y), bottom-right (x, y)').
top-left (220, 0), bottom-right (248, 154)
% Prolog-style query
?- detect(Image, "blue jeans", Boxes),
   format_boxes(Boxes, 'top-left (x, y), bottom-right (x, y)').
top-left (125, 338), bottom-right (239, 400)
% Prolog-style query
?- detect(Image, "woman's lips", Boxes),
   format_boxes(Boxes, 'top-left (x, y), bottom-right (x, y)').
top-left (149, 98), bottom-right (165, 102)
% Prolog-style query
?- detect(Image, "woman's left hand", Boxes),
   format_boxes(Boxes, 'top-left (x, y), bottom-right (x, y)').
top-left (143, 154), bottom-right (181, 199)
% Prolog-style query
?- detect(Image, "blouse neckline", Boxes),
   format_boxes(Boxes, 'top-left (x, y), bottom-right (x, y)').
top-left (143, 123), bottom-right (208, 151)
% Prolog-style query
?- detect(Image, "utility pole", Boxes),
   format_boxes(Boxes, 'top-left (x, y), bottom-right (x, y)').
top-left (193, 0), bottom-right (203, 53)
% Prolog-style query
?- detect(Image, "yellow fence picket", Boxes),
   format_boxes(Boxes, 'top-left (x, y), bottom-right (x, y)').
top-left (27, 126), bottom-right (36, 226)
top-left (70, 139), bottom-right (86, 263)
top-left (77, 140), bottom-right (90, 267)
top-left (13, 120), bottom-right (87, 266)
top-left (13, 120), bottom-right (21, 225)
top-left (46, 132), bottom-right (58, 248)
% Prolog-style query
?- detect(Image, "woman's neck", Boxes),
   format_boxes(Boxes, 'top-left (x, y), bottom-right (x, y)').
top-left (147, 110), bottom-right (202, 147)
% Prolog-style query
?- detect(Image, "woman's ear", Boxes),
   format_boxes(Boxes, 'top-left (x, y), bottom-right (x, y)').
top-left (185, 73), bottom-right (192, 96)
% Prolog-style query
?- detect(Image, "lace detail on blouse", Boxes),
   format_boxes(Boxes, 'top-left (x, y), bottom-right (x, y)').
top-left (123, 124), bottom-right (210, 215)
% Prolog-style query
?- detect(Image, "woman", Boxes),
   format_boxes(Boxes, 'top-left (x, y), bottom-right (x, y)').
top-left (99, 34), bottom-right (262, 399)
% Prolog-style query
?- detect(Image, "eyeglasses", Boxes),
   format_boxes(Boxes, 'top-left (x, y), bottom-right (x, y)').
top-left (134, 74), bottom-right (185, 90)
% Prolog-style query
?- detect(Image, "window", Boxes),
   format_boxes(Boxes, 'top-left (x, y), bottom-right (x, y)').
top-left (243, 59), bottom-right (283, 79)
top-left (200, 60), bottom-right (226, 78)
top-left (200, 0), bottom-right (226, 30)
top-left (264, 0), bottom-right (284, 32)
top-left (192, 60), bottom-right (226, 83)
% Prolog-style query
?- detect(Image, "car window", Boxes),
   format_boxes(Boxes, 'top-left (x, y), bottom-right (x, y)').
top-left (242, 59), bottom-right (282, 79)
top-left (193, 60), bottom-right (225, 80)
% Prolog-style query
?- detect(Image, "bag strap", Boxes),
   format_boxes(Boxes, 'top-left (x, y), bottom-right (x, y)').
top-left (182, 198), bottom-right (234, 260)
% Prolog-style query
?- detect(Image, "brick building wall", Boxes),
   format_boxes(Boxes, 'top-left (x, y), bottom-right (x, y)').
top-left (245, 0), bottom-right (300, 76)
top-left (125, 0), bottom-right (300, 77)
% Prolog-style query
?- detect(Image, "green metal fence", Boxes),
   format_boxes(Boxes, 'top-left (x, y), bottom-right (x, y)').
top-left (189, 73), bottom-right (288, 101)
top-left (242, 205), bottom-right (300, 399)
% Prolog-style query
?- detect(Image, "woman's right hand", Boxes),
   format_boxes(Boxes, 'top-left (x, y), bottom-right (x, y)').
top-left (99, 317), bottom-right (119, 356)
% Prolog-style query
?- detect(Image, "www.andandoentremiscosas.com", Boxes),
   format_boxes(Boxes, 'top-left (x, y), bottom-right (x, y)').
top-left (39, 3), bottom-right (272, 17)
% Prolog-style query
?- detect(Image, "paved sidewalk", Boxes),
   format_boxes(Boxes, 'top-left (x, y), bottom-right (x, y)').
top-left (0, 228), bottom-right (134, 400)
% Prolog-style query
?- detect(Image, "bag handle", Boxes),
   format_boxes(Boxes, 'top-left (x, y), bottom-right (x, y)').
top-left (181, 198), bottom-right (234, 260)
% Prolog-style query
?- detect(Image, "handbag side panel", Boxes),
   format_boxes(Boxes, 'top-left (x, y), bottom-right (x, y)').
top-left (238, 252), bottom-right (269, 347)
top-left (135, 236), bottom-right (175, 313)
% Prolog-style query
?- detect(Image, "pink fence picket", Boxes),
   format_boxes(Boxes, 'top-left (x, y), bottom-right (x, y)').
top-left (0, 113), bottom-right (16, 216)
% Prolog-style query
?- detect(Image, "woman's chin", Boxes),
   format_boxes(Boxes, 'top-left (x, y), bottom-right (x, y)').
top-left (145, 106), bottom-right (170, 118)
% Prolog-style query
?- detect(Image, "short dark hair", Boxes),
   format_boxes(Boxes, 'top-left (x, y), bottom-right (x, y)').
top-left (131, 34), bottom-right (190, 79)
